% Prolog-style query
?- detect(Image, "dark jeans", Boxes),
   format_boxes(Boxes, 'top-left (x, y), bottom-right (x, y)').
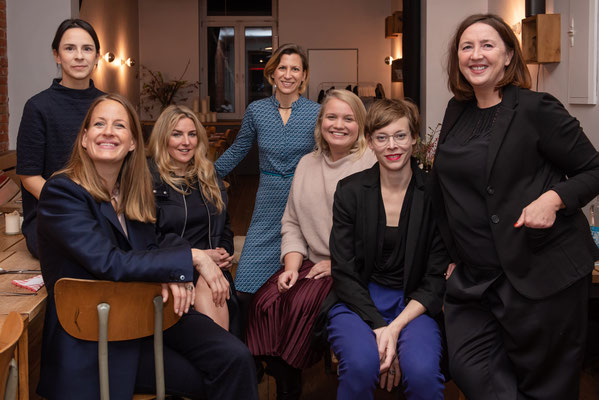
top-left (134, 310), bottom-right (258, 400)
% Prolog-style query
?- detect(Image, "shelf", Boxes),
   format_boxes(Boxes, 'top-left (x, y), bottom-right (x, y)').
top-left (521, 14), bottom-right (561, 64)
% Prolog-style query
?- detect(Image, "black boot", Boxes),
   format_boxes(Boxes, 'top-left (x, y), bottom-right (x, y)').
top-left (264, 356), bottom-right (302, 400)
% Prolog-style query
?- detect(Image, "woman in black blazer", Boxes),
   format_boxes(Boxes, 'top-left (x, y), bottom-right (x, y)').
top-left (36, 94), bottom-right (257, 400)
top-left (432, 14), bottom-right (599, 399)
top-left (324, 99), bottom-right (448, 399)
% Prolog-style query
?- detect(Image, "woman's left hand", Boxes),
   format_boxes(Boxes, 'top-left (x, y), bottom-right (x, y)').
top-left (161, 282), bottom-right (195, 317)
top-left (305, 259), bottom-right (331, 279)
top-left (379, 355), bottom-right (401, 392)
top-left (514, 190), bottom-right (565, 229)
top-left (205, 247), bottom-right (234, 270)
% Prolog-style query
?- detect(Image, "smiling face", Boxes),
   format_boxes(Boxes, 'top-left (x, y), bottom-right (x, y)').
top-left (458, 22), bottom-right (513, 97)
top-left (272, 53), bottom-right (306, 97)
top-left (320, 98), bottom-right (359, 160)
top-left (167, 117), bottom-right (198, 174)
top-left (368, 117), bottom-right (416, 173)
top-left (53, 27), bottom-right (99, 88)
top-left (82, 100), bottom-right (136, 168)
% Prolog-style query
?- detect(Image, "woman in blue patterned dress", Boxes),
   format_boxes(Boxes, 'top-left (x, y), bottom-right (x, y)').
top-left (214, 43), bottom-right (320, 331)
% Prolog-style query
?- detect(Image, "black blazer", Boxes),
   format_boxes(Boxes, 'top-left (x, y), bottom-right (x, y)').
top-left (36, 175), bottom-right (193, 400)
top-left (430, 85), bottom-right (599, 299)
top-left (314, 160), bottom-right (448, 339)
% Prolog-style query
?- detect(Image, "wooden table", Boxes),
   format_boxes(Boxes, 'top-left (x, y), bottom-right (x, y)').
top-left (0, 224), bottom-right (45, 400)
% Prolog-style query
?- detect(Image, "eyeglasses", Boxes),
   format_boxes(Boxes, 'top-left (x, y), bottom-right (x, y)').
top-left (372, 133), bottom-right (411, 146)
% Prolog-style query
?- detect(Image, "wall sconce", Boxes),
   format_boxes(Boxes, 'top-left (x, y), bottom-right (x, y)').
top-left (385, 56), bottom-right (394, 65)
top-left (125, 58), bottom-right (135, 67)
top-left (103, 52), bottom-right (115, 63)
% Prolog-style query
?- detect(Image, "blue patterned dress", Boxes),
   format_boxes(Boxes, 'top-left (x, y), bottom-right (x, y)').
top-left (215, 95), bottom-right (320, 293)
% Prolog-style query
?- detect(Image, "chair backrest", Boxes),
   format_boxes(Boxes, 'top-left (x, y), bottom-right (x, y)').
top-left (0, 311), bottom-right (24, 400)
top-left (54, 278), bottom-right (181, 400)
top-left (54, 279), bottom-right (180, 341)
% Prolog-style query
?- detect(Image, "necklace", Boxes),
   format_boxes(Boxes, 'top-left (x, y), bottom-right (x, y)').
top-left (278, 105), bottom-right (292, 110)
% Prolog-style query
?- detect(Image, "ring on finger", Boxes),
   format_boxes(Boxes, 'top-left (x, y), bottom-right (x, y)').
top-left (185, 284), bottom-right (194, 292)
top-left (388, 369), bottom-right (395, 375)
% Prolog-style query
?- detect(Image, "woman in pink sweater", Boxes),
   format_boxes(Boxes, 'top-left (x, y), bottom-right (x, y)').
top-left (246, 89), bottom-right (376, 399)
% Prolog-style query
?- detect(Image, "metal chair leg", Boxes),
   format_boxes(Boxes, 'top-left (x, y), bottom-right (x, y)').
top-left (153, 296), bottom-right (165, 400)
top-left (4, 358), bottom-right (18, 400)
top-left (97, 303), bottom-right (111, 400)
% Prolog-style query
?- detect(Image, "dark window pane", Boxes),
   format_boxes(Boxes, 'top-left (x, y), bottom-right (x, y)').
top-left (245, 27), bottom-right (272, 106)
top-left (207, 0), bottom-right (272, 16)
top-left (207, 27), bottom-right (235, 113)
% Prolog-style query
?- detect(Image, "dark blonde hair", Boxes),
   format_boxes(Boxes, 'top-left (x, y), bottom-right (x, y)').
top-left (446, 13), bottom-right (531, 101)
top-left (148, 105), bottom-right (224, 213)
top-left (314, 89), bottom-right (367, 158)
top-left (264, 43), bottom-right (309, 94)
top-left (365, 98), bottom-right (420, 139)
top-left (57, 94), bottom-right (156, 223)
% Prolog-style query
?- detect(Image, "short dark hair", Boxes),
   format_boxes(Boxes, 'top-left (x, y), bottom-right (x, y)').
top-left (446, 14), bottom-right (531, 101)
top-left (52, 19), bottom-right (100, 54)
top-left (365, 98), bottom-right (420, 139)
top-left (264, 43), bottom-right (309, 94)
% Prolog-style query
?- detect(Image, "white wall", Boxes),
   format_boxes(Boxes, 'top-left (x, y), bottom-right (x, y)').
top-left (421, 0), bottom-right (487, 132)
top-left (6, 0), bottom-right (78, 150)
top-left (279, 0), bottom-right (391, 100)
top-left (138, 0), bottom-right (199, 120)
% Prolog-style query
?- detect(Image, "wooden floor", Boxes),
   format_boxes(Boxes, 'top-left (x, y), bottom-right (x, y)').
top-left (226, 174), bottom-right (599, 399)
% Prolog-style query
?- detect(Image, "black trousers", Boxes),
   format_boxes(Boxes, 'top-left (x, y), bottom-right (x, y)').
top-left (445, 271), bottom-right (590, 400)
top-left (134, 310), bottom-right (258, 400)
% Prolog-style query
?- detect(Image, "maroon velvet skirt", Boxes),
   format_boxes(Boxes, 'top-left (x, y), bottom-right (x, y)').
top-left (246, 259), bottom-right (333, 369)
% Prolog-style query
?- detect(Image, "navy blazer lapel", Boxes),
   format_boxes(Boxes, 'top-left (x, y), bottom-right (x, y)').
top-left (486, 85), bottom-right (518, 180)
top-left (100, 201), bottom-right (131, 246)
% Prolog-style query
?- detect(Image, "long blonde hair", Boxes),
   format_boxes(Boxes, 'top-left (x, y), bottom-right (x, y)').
top-left (148, 105), bottom-right (224, 213)
top-left (57, 94), bottom-right (156, 223)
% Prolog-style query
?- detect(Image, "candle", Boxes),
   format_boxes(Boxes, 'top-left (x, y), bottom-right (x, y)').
top-left (201, 98), bottom-right (208, 114)
top-left (192, 97), bottom-right (200, 113)
top-left (210, 112), bottom-right (217, 123)
top-left (5, 211), bottom-right (20, 235)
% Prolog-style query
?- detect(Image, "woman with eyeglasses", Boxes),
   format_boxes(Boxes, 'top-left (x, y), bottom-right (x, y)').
top-left (321, 98), bottom-right (448, 399)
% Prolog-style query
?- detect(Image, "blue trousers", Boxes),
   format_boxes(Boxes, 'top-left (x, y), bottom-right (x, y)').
top-left (327, 282), bottom-right (444, 400)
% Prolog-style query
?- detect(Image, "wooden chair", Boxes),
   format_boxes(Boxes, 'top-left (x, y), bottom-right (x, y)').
top-left (0, 312), bottom-right (24, 400)
top-left (54, 278), bottom-right (181, 400)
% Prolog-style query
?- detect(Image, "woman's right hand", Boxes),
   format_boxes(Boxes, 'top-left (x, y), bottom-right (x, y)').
top-left (277, 270), bottom-right (299, 293)
top-left (191, 249), bottom-right (230, 307)
top-left (161, 282), bottom-right (195, 317)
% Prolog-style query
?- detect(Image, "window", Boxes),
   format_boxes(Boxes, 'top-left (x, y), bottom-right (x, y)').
top-left (201, 1), bottom-right (277, 119)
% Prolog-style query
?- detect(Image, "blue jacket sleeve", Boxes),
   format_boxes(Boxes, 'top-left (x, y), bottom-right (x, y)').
top-left (214, 104), bottom-right (257, 177)
top-left (38, 176), bottom-right (194, 284)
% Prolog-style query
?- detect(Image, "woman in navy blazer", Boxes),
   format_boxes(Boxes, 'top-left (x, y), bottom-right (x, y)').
top-left (432, 14), bottom-right (599, 399)
top-left (36, 94), bottom-right (258, 400)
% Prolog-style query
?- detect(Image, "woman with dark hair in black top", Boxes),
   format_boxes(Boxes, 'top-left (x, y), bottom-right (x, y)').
top-left (16, 18), bottom-right (104, 258)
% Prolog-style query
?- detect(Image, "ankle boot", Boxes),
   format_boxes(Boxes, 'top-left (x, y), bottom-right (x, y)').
top-left (275, 366), bottom-right (301, 400)
top-left (264, 356), bottom-right (302, 400)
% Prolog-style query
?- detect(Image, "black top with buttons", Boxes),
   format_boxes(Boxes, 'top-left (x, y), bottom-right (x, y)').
top-left (435, 102), bottom-right (502, 270)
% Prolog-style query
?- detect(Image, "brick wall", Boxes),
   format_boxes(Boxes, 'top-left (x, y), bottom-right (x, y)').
top-left (0, 0), bottom-right (7, 152)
